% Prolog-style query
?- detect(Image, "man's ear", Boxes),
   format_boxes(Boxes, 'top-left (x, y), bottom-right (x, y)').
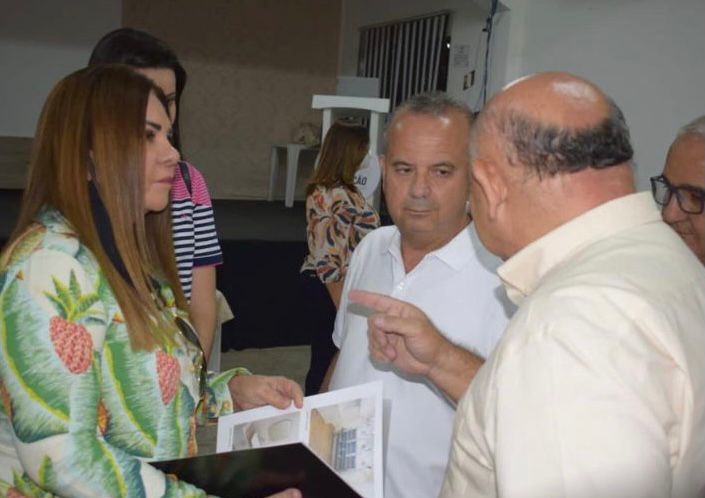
top-left (472, 158), bottom-right (508, 221)
top-left (379, 155), bottom-right (387, 188)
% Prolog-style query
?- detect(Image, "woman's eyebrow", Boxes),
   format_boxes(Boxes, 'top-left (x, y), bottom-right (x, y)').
top-left (146, 120), bottom-right (162, 130)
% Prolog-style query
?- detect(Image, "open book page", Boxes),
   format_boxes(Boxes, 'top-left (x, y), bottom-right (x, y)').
top-left (217, 381), bottom-right (384, 498)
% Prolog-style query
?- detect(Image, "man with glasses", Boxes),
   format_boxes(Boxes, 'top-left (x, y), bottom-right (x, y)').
top-left (651, 115), bottom-right (705, 264)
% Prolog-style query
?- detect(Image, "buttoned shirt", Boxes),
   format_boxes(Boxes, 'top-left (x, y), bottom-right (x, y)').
top-left (331, 223), bottom-right (512, 498)
top-left (442, 192), bottom-right (705, 498)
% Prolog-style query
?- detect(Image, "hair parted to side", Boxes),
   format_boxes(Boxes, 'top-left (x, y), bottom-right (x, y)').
top-left (478, 99), bottom-right (634, 177)
top-left (89, 27), bottom-right (187, 152)
top-left (8, 64), bottom-right (187, 351)
top-left (677, 114), bottom-right (705, 140)
top-left (306, 121), bottom-right (369, 196)
top-left (385, 92), bottom-right (473, 146)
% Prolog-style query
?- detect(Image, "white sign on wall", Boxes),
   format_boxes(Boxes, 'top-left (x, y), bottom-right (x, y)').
top-left (452, 44), bottom-right (470, 68)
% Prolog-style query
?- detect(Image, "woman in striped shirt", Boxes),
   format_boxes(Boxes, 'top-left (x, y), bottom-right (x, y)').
top-left (89, 28), bottom-right (223, 360)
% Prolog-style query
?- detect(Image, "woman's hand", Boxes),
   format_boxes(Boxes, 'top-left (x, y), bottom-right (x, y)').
top-left (229, 375), bottom-right (304, 411)
top-left (266, 490), bottom-right (301, 498)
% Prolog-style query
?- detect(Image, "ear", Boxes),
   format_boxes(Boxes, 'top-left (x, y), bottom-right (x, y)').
top-left (471, 158), bottom-right (508, 221)
top-left (379, 154), bottom-right (387, 187)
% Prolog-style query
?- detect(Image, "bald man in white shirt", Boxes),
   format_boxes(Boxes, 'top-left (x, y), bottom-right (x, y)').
top-left (353, 73), bottom-right (705, 497)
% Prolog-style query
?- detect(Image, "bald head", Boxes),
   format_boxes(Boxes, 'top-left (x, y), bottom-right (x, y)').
top-left (472, 72), bottom-right (633, 177)
top-left (468, 72), bottom-right (637, 259)
top-left (498, 72), bottom-right (609, 127)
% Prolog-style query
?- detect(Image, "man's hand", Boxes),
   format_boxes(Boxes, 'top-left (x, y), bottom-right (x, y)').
top-left (349, 289), bottom-right (484, 403)
top-left (349, 289), bottom-right (448, 377)
top-left (229, 375), bottom-right (304, 411)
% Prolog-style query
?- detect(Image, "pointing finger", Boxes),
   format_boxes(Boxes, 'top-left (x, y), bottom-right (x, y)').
top-left (349, 290), bottom-right (410, 316)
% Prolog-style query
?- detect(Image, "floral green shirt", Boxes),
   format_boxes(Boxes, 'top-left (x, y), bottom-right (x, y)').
top-left (0, 208), bottom-right (245, 497)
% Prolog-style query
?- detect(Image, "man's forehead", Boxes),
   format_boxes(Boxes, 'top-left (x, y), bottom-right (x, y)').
top-left (388, 111), bottom-right (469, 147)
top-left (665, 133), bottom-right (705, 186)
top-left (669, 133), bottom-right (705, 163)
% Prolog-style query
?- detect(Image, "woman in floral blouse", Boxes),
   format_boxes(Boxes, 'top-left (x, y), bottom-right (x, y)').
top-left (0, 65), bottom-right (301, 498)
top-left (300, 121), bottom-right (380, 394)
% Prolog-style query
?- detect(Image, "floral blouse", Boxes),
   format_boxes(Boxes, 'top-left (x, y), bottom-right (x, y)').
top-left (301, 184), bottom-right (380, 283)
top-left (0, 208), bottom-right (246, 498)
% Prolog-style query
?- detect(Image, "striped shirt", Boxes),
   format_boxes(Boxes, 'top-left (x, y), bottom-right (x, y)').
top-left (171, 162), bottom-right (223, 300)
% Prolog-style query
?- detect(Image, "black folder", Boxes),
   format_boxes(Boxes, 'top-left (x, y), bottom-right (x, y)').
top-left (152, 443), bottom-right (362, 498)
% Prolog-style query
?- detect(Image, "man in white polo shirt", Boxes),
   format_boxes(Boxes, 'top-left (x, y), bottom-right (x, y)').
top-left (354, 74), bottom-right (705, 497)
top-left (326, 93), bottom-right (512, 498)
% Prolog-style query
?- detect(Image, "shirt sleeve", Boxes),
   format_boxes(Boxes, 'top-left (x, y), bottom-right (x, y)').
top-left (330, 235), bottom-right (366, 349)
top-left (305, 187), bottom-right (378, 284)
top-left (203, 367), bottom-right (250, 419)
top-left (490, 312), bottom-right (677, 497)
top-left (0, 248), bottom-right (210, 498)
top-left (187, 164), bottom-right (223, 268)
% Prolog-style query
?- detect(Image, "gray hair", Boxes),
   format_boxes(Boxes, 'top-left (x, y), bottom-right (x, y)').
top-left (473, 98), bottom-right (634, 177)
top-left (677, 114), bottom-right (705, 140)
top-left (385, 92), bottom-right (473, 146)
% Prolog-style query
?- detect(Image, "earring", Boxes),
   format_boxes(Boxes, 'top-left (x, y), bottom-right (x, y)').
top-left (465, 199), bottom-right (471, 214)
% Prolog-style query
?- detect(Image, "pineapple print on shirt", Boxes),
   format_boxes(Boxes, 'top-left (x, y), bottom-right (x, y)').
top-left (45, 271), bottom-right (100, 375)
top-left (0, 207), bottom-right (245, 498)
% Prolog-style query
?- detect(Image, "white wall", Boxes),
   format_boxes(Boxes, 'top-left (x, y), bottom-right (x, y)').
top-left (0, 0), bottom-right (121, 137)
top-left (124, 0), bottom-right (340, 200)
top-left (478, 0), bottom-right (705, 190)
top-left (341, 0), bottom-right (705, 191)
top-left (339, 0), bottom-right (502, 110)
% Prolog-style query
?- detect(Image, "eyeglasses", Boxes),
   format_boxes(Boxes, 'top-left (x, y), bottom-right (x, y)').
top-left (650, 175), bottom-right (705, 215)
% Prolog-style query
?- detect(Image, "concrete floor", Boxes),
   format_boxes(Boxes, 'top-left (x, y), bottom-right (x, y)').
top-left (222, 345), bottom-right (310, 385)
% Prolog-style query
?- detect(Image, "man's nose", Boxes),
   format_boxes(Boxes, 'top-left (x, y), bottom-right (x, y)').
top-left (410, 172), bottom-right (430, 198)
top-left (662, 193), bottom-right (686, 224)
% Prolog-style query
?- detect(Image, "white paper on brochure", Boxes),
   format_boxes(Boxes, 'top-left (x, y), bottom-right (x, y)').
top-left (217, 381), bottom-right (384, 498)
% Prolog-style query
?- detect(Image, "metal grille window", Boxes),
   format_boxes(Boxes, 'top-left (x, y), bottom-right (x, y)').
top-left (358, 12), bottom-right (450, 109)
top-left (333, 428), bottom-right (358, 471)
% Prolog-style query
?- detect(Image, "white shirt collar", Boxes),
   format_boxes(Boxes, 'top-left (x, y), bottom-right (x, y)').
top-left (498, 192), bottom-right (662, 305)
top-left (384, 222), bottom-right (481, 272)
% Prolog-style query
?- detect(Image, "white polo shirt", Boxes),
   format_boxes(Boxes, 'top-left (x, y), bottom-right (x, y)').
top-left (330, 223), bottom-right (513, 498)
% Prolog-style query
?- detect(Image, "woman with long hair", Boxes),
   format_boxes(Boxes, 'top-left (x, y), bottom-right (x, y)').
top-left (0, 65), bottom-right (301, 498)
top-left (300, 121), bottom-right (380, 394)
top-left (89, 28), bottom-right (223, 362)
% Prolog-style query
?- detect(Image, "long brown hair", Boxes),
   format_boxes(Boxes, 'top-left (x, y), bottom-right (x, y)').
top-left (306, 121), bottom-right (369, 196)
top-left (6, 64), bottom-right (186, 350)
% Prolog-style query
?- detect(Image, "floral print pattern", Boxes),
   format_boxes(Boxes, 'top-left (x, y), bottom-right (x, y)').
top-left (0, 208), bottom-right (247, 497)
top-left (301, 185), bottom-right (380, 283)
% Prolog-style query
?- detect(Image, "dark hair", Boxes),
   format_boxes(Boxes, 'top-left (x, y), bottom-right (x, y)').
top-left (306, 121), bottom-right (369, 196)
top-left (89, 28), bottom-right (187, 151)
top-left (494, 99), bottom-right (634, 177)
